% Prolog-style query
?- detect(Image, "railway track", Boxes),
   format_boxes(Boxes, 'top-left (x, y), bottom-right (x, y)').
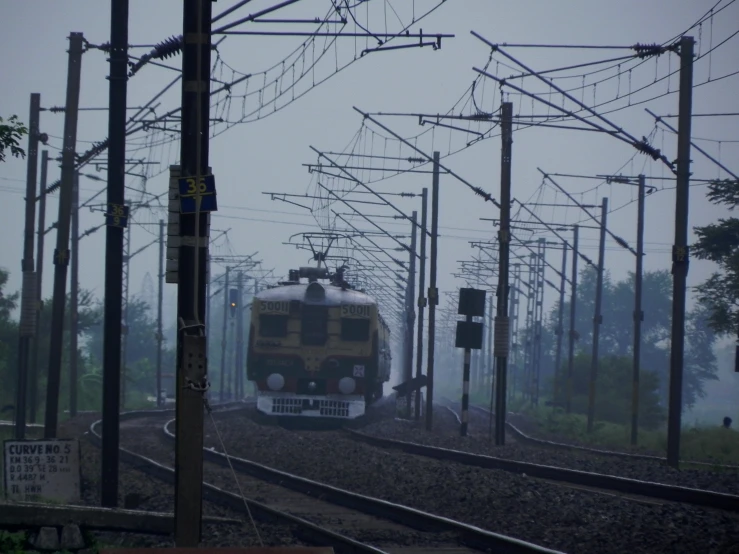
top-left (88, 403), bottom-right (563, 554)
top-left (346, 404), bottom-right (739, 513)
top-left (462, 401), bottom-right (739, 471)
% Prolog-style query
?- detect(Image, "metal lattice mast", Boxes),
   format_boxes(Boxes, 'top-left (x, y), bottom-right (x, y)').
top-left (523, 256), bottom-right (535, 401)
top-left (509, 264), bottom-right (521, 401)
top-left (533, 238), bottom-right (546, 406)
top-left (120, 208), bottom-right (132, 408)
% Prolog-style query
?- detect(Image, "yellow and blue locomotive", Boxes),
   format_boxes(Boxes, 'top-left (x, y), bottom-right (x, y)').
top-left (246, 266), bottom-right (391, 419)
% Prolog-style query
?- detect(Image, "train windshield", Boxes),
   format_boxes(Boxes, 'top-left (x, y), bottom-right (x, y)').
top-left (259, 314), bottom-right (288, 337)
top-left (341, 318), bottom-right (370, 341)
top-left (301, 304), bottom-right (328, 345)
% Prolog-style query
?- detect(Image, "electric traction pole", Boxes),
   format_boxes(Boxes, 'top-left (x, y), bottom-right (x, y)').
top-left (29, 150), bottom-right (50, 424)
top-left (236, 271), bottom-right (245, 399)
top-left (425, 152), bottom-right (440, 431)
top-left (405, 211), bottom-right (417, 415)
top-left (631, 174), bottom-right (646, 445)
top-left (175, 0), bottom-right (214, 544)
top-left (102, 0), bottom-right (128, 506)
top-left (566, 225), bottom-right (579, 414)
top-left (667, 36), bottom-right (695, 468)
top-left (494, 102), bottom-right (512, 446)
top-left (69, 171), bottom-right (80, 417)
top-left (219, 267), bottom-right (230, 402)
top-left (45, 32), bottom-right (84, 439)
top-left (15, 92), bottom-right (41, 439)
top-left (414, 188), bottom-right (428, 420)
top-left (156, 219), bottom-right (165, 407)
top-left (553, 241), bottom-right (568, 405)
top-left (586, 198), bottom-right (608, 433)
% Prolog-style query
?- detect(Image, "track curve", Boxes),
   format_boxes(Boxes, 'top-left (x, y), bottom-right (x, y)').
top-left (86, 402), bottom-right (563, 553)
top-left (346, 415), bottom-right (739, 512)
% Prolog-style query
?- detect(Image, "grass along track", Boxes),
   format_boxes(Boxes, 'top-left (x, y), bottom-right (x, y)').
top-left (464, 401), bottom-right (739, 471)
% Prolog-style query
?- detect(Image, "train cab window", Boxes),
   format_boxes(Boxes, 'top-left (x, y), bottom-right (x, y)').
top-left (301, 305), bottom-right (328, 345)
top-left (259, 315), bottom-right (288, 338)
top-left (341, 318), bottom-right (370, 341)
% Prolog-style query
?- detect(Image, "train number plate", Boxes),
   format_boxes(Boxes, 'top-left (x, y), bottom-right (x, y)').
top-left (260, 300), bottom-right (290, 314)
top-left (341, 304), bottom-right (370, 319)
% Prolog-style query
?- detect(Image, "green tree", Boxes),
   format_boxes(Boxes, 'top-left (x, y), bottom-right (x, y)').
top-left (0, 268), bottom-right (103, 418)
top-left (693, 178), bottom-right (739, 336)
top-left (0, 115), bottom-right (28, 162)
top-left (0, 268), bottom-right (19, 410)
top-left (541, 268), bottom-right (718, 410)
top-left (86, 297), bottom-right (175, 406)
top-left (551, 353), bottom-right (665, 428)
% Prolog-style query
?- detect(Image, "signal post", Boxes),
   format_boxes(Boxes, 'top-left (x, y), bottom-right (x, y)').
top-left (455, 288), bottom-right (487, 436)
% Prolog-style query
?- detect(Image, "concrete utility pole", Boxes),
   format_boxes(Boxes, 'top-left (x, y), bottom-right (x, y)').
top-left (29, 150), bottom-right (50, 424)
top-left (45, 32), bottom-right (84, 440)
top-left (667, 35), bottom-right (695, 467)
top-left (553, 241), bottom-right (568, 404)
top-left (69, 171), bottom-right (80, 417)
top-left (405, 211), bottom-right (417, 415)
top-left (15, 92), bottom-right (41, 439)
top-left (156, 219), bottom-right (165, 407)
top-left (631, 175), bottom-right (646, 445)
top-left (587, 198), bottom-right (608, 433)
top-left (494, 101), bottom-right (512, 445)
top-left (220, 267), bottom-right (230, 402)
top-left (425, 152), bottom-right (440, 430)
top-left (414, 188), bottom-right (428, 420)
top-left (566, 225), bottom-right (579, 414)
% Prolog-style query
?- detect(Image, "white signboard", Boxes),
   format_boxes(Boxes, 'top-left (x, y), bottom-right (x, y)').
top-left (3, 439), bottom-right (81, 503)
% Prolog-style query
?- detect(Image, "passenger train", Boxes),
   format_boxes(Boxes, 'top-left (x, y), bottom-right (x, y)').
top-left (246, 266), bottom-right (391, 419)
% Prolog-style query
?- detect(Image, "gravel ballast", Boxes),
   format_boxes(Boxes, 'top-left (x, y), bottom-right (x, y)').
top-left (358, 401), bottom-right (739, 495)
top-left (206, 400), bottom-right (739, 554)
top-left (53, 411), bottom-right (306, 549)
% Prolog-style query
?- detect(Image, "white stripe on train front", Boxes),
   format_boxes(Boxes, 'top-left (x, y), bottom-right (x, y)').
top-left (257, 391), bottom-right (366, 418)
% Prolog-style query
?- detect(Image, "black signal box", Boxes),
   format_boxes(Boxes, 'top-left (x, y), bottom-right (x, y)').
top-left (457, 288), bottom-right (486, 317)
top-left (455, 321), bottom-right (484, 350)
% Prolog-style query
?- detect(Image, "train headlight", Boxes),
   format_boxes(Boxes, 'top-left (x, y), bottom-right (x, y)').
top-left (338, 377), bottom-right (356, 395)
top-left (266, 373), bottom-right (285, 391)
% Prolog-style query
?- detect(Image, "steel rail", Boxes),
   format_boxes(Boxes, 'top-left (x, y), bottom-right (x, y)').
top-left (465, 402), bottom-right (739, 471)
top-left (87, 402), bottom-right (389, 554)
top-left (161, 416), bottom-right (564, 554)
top-left (346, 427), bottom-right (739, 512)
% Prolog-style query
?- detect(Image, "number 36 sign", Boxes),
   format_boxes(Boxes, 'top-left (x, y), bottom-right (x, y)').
top-left (178, 174), bottom-right (218, 214)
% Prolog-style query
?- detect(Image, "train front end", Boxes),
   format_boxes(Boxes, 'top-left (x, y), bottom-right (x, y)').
top-left (246, 270), bottom-right (390, 419)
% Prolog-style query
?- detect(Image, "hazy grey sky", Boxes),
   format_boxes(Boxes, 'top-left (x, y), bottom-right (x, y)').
top-left (1, 1), bottom-right (737, 344)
